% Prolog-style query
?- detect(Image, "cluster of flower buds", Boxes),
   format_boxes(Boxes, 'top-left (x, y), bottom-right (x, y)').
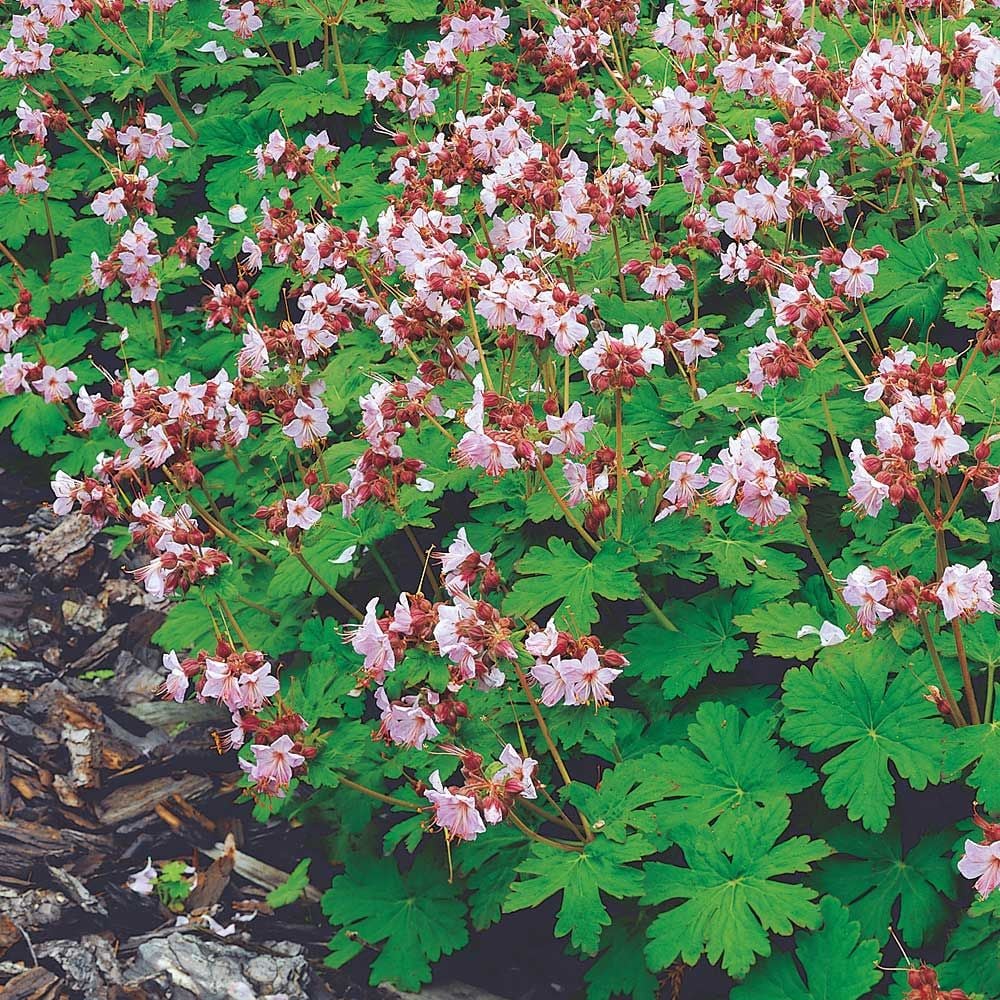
top-left (0, 286), bottom-right (44, 352)
top-left (91, 167), bottom-right (159, 224)
top-left (366, 4), bottom-right (508, 119)
top-left (526, 621), bottom-right (628, 707)
top-left (579, 324), bottom-right (664, 392)
top-left (87, 109), bottom-right (184, 164)
top-left (50, 470), bottom-right (121, 527)
top-left (974, 279), bottom-right (1000, 357)
top-left (456, 377), bottom-right (541, 477)
top-left (128, 497), bottom-right (231, 600)
top-left (520, 0), bottom-right (638, 100)
top-left (15, 96), bottom-right (68, 144)
top-left (843, 562), bottom-right (996, 635)
top-left (169, 215), bottom-right (217, 271)
top-left (901, 964), bottom-right (970, 1000)
top-left (336, 377), bottom-right (436, 517)
top-left (847, 351), bottom-right (972, 518)
top-left (90, 218), bottom-right (163, 303)
top-left (253, 129), bottom-right (337, 180)
top-left (160, 639), bottom-right (314, 799)
top-left (656, 418), bottom-right (807, 528)
top-left (423, 743), bottom-right (536, 842)
top-left (73, 366), bottom-right (252, 472)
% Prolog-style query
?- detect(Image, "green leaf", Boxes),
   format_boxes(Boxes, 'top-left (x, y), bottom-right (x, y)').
top-left (323, 855), bottom-right (468, 990)
top-left (10, 395), bottom-right (68, 457)
top-left (943, 721), bottom-right (1000, 812)
top-left (252, 66), bottom-right (368, 123)
top-left (781, 637), bottom-right (946, 832)
top-left (585, 920), bottom-right (659, 1000)
top-left (504, 538), bottom-right (640, 631)
top-left (730, 896), bottom-right (882, 1000)
top-left (734, 600), bottom-right (830, 660)
top-left (813, 823), bottom-right (957, 948)
top-left (266, 858), bottom-right (312, 908)
top-left (383, 0), bottom-right (438, 20)
top-left (622, 592), bottom-right (747, 698)
top-left (568, 755), bottom-right (674, 844)
top-left (505, 839), bottom-right (648, 955)
top-left (655, 702), bottom-right (817, 837)
top-left (643, 802), bottom-right (831, 977)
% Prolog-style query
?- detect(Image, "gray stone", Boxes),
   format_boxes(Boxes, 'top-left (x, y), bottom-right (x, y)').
top-left (129, 931), bottom-right (315, 1000)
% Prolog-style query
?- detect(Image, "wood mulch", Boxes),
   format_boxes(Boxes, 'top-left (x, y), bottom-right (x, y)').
top-left (0, 480), bottom-right (411, 1000)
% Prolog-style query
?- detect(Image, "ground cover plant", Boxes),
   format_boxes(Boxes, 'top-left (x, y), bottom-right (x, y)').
top-left (4, 0), bottom-right (1000, 994)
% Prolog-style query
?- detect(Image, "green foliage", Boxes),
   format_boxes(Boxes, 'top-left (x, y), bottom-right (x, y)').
top-left (643, 804), bottom-right (831, 977)
top-left (782, 639), bottom-right (946, 832)
top-left (730, 896), bottom-right (882, 1000)
top-left (323, 856), bottom-right (469, 990)
top-left (505, 839), bottom-right (648, 955)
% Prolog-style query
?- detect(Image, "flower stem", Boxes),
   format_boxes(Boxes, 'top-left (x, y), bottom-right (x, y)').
top-left (329, 24), bottom-right (350, 99)
top-left (918, 612), bottom-right (968, 727)
top-left (508, 808), bottom-right (584, 853)
top-left (151, 298), bottom-right (166, 357)
top-left (339, 776), bottom-right (424, 811)
top-left (153, 75), bottom-right (199, 141)
top-left (614, 390), bottom-right (624, 540)
top-left (952, 618), bottom-right (981, 725)
top-left (292, 549), bottom-right (363, 620)
top-left (464, 289), bottom-right (494, 391)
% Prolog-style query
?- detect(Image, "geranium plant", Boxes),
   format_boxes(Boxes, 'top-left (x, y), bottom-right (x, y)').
top-left (4, 0), bottom-right (1000, 994)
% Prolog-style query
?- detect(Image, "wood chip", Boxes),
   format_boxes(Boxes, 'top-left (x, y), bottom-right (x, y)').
top-left (96, 774), bottom-right (212, 827)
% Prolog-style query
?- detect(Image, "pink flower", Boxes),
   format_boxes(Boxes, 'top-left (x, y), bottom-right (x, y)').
top-left (716, 190), bottom-right (757, 241)
top-left (737, 477), bottom-right (791, 527)
top-left (456, 430), bottom-right (518, 476)
top-left (545, 402), bottom-right (594, 456)
top-left (495, 744), bottom-right (538, 799)
top-left (531, 656), bottom-right (579, 706)
top-left (425, 770), bottom-right (485, 841)
top-left (160, 373), bottom-right (206, 419)
top-left (286, 489), bottom-right (321, 531)
top-left (239, 735), bottom-right (305, 798)
top-left (843, 566), bottom-right (893, 635)
top-left (674, 328), bottom-right (718, 366)
top-left (31, 364), bottom-right (75, 402)
top-left (375, 688), bottom-right (439, 749)
top-left (936, 562), bottom-right (997, 622)
top-left (984, 480), bottom-right (1000, 523)
top-left (127, 859), bottom-right (158, 895)
top-left (222, 1), bottom-right (262, 38)
top-left (348, 598), bottom-right (395, 682)
top-left (160, 650), bottom-right (188, 703)
top-left (239, 662), bottom-right (280, 711)
top-left (831, 248), bottom-right (879, 299)
top-left (284, 399), bottom-right (330, 449)
top-left (570, 648), bottom-right (622, 706)
top-left (202, 657), bottom-right (244, 711)
top-left (913, 418), bottom-right (967, 473)
top-left (958, 839), bottom-right (1000, 899)
top-left (848, 440), bottom-right (890, 517)
top-left (661, 452), bottom-right (708, 512)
